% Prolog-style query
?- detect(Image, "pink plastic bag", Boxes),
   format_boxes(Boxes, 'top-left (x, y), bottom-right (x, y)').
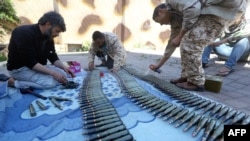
top-left (67, 61), bottom-right (81, 73)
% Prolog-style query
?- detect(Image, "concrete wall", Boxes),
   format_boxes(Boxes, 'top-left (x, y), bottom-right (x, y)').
top-left (9, 0), bottom-right (250, 53)
top-left (9, 0), bottom-right (169, 53)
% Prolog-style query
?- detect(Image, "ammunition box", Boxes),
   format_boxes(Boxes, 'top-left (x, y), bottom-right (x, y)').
top-left (205, 75), bottom-right (223, 93)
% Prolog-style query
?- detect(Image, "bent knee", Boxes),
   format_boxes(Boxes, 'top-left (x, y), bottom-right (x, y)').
top-left (40, 80), bottom-right (58, 89)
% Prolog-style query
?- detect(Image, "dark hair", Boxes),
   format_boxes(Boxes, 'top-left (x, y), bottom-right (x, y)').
top-left (92, 31), bottom-right (104, 41)
top-left (38, 11), bottom-right (66, 32)
top-left (152, 3), bottom-right (166, 20)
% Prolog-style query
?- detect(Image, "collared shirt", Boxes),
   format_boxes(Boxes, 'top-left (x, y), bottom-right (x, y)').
top-left (7, 24), bottom-right (59, 71)
top-left (88, 32), bottom-right (127, 69)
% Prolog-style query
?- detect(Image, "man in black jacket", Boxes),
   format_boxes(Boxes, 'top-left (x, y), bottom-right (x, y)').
top-left (7, 11), bottom-right (75, 89)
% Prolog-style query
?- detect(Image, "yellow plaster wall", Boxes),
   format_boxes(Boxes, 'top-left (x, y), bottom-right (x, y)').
top-left (9, 0), bottom-right (171, 53)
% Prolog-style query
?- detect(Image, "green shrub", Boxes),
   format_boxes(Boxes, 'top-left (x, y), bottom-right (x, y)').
top-left (0, 0), bottom-right (20, 42)
top-left (81, 40), bottom-right (91, 51)
top-left (0, 52), bottom-right (7, 61)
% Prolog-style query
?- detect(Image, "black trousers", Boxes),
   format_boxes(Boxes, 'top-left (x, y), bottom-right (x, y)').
top-left (96, 51), bottom-right (114, 69)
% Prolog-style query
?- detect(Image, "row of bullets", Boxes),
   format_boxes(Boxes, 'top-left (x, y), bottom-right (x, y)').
top-left (29, 96), bottom-right (71, 117)
top-left (116, 69), bottom-right (250, 141)
top-left (79, 70), bottom-right (134, 141)
top-left (116, 70), bottom-right (220, 140)
top-left (122, 65), bottom-right (188, 97)
top-left (122, 66), bottom-right (250, 125)
top-left (166, 92), bottom-right (250, 126)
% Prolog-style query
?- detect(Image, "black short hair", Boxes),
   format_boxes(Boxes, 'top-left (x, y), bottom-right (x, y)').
top-left (152, 3), bottom-right (166, 20)
top-left (38, 11), bottom-right (66, 32)
top-left (92, 31), bottom-right (104, 41)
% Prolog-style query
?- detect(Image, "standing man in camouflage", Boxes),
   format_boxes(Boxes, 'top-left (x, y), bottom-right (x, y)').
top-left (88, 31), bottom-right (127, 72)
top-left (150, 0), bottom-right (247, 91)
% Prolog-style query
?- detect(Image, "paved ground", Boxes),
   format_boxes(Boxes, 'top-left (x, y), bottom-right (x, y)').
top-left (1, 48), bottom-right (250, 115)
top-left (126, 48), bottom-right (250, 116)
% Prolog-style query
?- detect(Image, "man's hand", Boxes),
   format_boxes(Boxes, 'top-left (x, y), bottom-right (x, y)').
top-left (64, 67), bottom-right (75, 78)
top-left (51, 72), bottom-right (68, 84)
top-left (149, 64), bottom-right (159, 71)
top-left (53, 60), bottom-right (75, 78)
top-left (88, 62), bottom-right (94, 71)
top-left (110, 67), bottom-right (119, 73)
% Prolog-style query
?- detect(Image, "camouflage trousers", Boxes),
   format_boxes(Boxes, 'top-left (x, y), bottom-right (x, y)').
top-left (180, 15), bottom-right (227, 85)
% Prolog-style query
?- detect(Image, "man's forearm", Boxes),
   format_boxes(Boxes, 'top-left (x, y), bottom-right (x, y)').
top-left (157, 55), bottom-right (169, 68)
top-left (156, 42), bottom-right (177, 68)
top-left (53, 60), bottom-right (66, 70)
top-left (88, 53), bottom-right (95, 65)
top-left (32, 63), bottom-right (55, 76)
top-left (178, 29), bottom-right (188, 40)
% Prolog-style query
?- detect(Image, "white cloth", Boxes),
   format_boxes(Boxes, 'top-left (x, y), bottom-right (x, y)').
top-left (0, 81), bottom-right (8, 98)
top-left (9, 65), bottom-right (67, 89)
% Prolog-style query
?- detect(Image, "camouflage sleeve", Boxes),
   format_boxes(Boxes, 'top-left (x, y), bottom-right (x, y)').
top-left (111, 37), bottom-right (126, 70)
top-left (227, 20), bottom-right (250, 42)
top-left (164, 41), bottom-right (176, 58)
top-left (164, 17), bottom-right (182, 58)
top-left (88, 43), bottom-right (96, 64)
top-left (228, 32), bottom-right (250, 42)
top-left (165, 0), bottom-right (201, 30)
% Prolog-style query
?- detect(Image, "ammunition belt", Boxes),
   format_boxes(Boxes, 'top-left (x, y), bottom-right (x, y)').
top-left (79, 70), bottom-right (134, 141)
top-left (79, 66), bottom-right (250, 141)
top-left (120, 66), bottom-right (250, 141)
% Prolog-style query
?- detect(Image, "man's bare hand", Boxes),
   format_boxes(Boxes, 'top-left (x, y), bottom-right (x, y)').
top-left (64, 67), bottom-right (75, 78)
top-left (51, 72), bottom-right (68, 84)
top-left (149, 64), bottom-right (159, 71)
top-left (110, 68), bottom-right (119, 73)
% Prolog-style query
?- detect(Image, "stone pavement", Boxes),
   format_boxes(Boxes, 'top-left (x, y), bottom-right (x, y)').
top-left (1, 48), bottom-right (250, 115)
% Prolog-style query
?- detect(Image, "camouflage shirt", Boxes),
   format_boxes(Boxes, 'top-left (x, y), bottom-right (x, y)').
top-left (163, 12), bottom-right (182, 58)
top-left (225, 19), bottom-right (250, 44)
top-left (165, 0), bottom-right (247, 31)
top-left (163, 0), bottom-right (247, 58)
top-left (88, 32), bottom-right (127, 70)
